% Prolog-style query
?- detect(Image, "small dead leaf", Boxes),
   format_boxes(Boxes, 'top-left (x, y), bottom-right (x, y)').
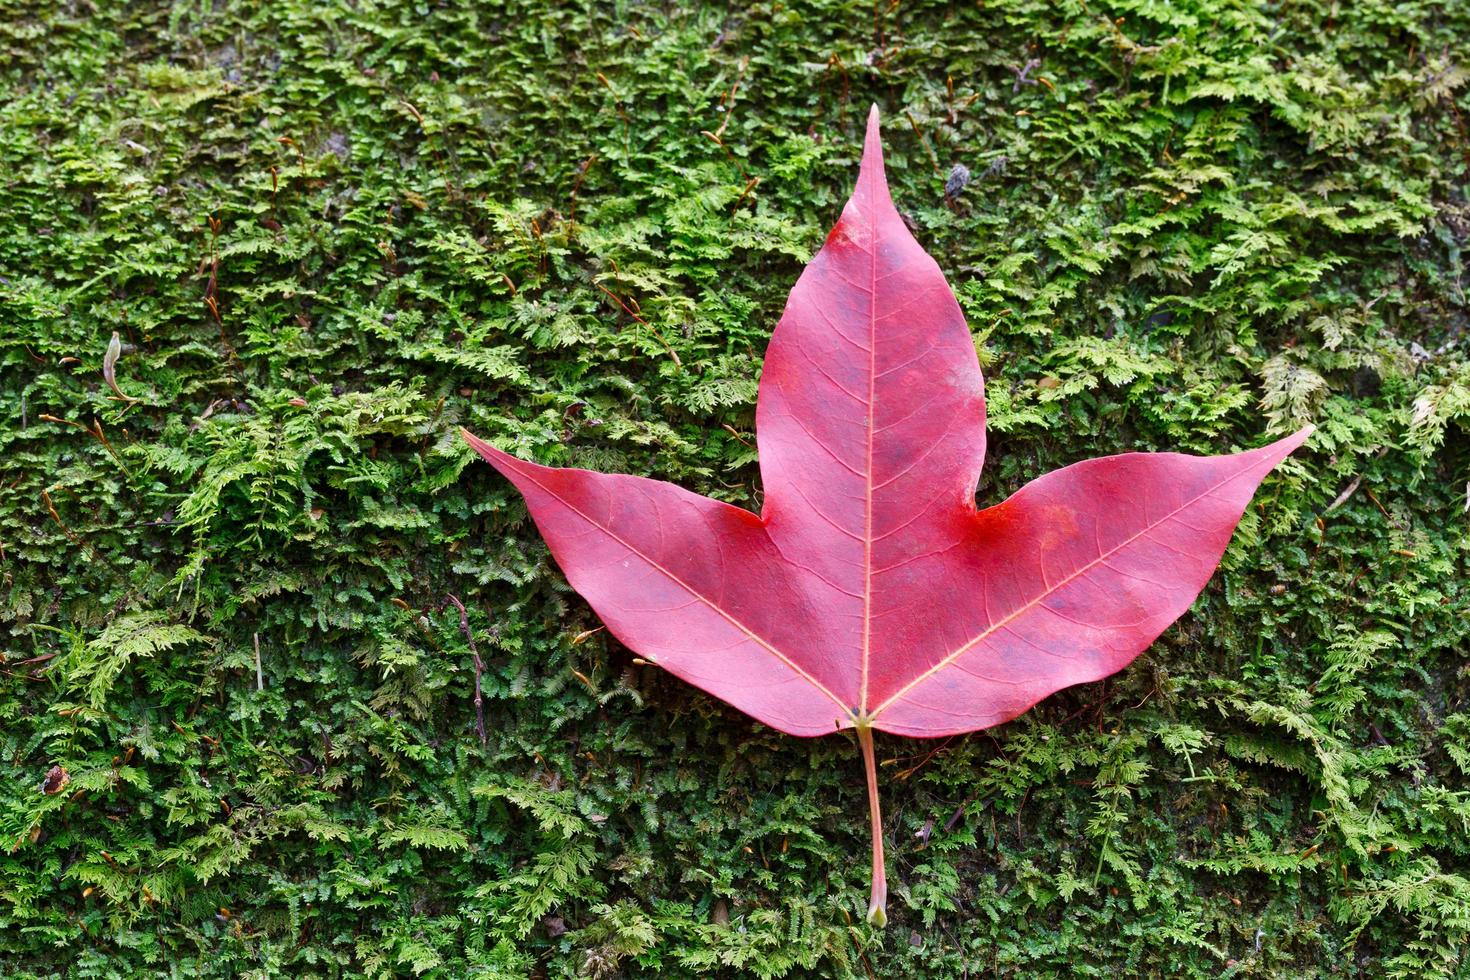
top-left (40, 766), bottom-right (69, 795)
top-left (102, 332), bottom-right (143, 404)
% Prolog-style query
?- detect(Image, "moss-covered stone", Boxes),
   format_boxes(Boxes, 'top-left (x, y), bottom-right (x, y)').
top-left (1, 1), bottom-right (1467, 976)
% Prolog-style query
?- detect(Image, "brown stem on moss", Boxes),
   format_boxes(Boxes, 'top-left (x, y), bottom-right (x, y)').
top-left (857, 723), bottom-right (887, 927)
top-left (444, 594), bottom-right (487, 745)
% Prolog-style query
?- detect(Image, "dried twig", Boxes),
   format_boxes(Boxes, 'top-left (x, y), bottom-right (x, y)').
top-left (1013, 57), bottom-right (1042, 92)
top-left (253, 632), bottom-right (264, 692)
top-left (594, 281), bottom-right (682, 367)
top-left (444, 594), bottom-right (486, 745)
top-left (1324, 446), bottom-right (1390, 514)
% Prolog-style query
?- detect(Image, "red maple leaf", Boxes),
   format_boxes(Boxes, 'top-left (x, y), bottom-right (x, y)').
top-left (463, 107), bottom-right (1310, 926)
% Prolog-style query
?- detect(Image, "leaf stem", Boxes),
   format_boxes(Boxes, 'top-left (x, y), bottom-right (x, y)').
top-left (857, 722), bottom-right (887, 927)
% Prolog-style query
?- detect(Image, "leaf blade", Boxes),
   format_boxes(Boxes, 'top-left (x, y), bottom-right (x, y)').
top-left (870, 427), bottom-right (1312, 735)
top-left (756, 106), bottom-right (987, 710)
top-left (461, 430), bottom-right (851, 735)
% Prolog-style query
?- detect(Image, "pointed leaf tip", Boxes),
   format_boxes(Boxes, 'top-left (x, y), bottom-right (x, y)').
top-left (460, 427), bottom-right (505, 466)
top-left (863, 105), bottom-right (882, 157)
top-left (858, 105), bottom-right (889, 203)
top-left (1276, 424), bottom-right (1314, 454)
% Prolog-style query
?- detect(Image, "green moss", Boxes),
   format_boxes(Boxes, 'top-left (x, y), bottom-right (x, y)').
top-left (2, 1), bottom-right (1467, 976)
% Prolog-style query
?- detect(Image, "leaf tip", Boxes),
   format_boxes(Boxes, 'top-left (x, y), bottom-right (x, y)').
top-left (859, 104), bottom-right (889, 202)
top-left (459, 427), bottom-right (501, 463)
top-left (1285, 423), bottom-right (1315, 451)
top-left (863, 104), bottom-right (883, 156)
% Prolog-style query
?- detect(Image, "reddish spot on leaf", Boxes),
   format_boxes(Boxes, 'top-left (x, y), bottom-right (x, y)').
top-left (463, 106), bottom-right (1310, 925)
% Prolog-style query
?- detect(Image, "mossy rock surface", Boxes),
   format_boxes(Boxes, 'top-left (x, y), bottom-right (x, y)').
top-left (1, 2), bottom-right (1467, 977)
